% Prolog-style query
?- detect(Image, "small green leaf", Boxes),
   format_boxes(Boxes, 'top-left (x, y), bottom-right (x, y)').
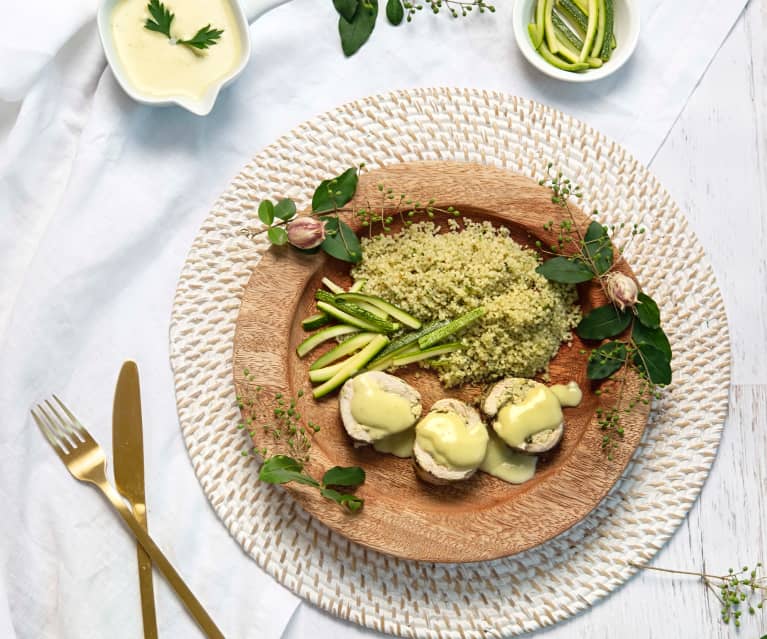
top-left (632, 321), bottom-right (671, 359)
top-left (267, 226), bottom-right (288, 245)
top-left (338, 0), bottom-right (378, 57)
top-left (273, 198), bottom-right (297, 221)
top-left (587, 341), bottom-right (627, 380)
top-left (259, 455), bottom-right (319, 486)
top-left (536, 256), bottom-right (594, 284)
top-left (320, 487), bottom-right (364, 512)
top-left (583, 221), bottom-right (613, 274)
top-left (633, 343), bottom-right (672, 385)
top-left (322, 465), bottom-right (365, 487)
top-left (636, 292), bottom-right (660, 329)
top-left (386, 0), bottom-right (404, 25)
top-left (576, 304), bottom-right (632, 340)
top-left (333, 0), bottom-right (359, 21)
top-left (258, 200), bottom-right (274, 225)
top-left (178, 24), bottom-right (224, 50)
top-left (145, 0), bottom-right (174, 38)
top-left (320, 217), bottom-right (362, 263)
top-left (312, 168), bottom-right (359, 212)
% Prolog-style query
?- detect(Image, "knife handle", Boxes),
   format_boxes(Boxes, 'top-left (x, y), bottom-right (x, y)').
top-left (134, 504), bottom-right (159, 639)
top-left (97, 480), bottom-right (225, 639)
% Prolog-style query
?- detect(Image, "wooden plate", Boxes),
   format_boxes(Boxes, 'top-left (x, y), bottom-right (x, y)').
top-left (233, 162), bottom-right (649, 562)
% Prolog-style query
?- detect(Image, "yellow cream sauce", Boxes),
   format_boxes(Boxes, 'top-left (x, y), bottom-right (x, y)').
top-left (350, 375), bottom-right (419, 439)
top-left (415, 411), bottom-right (488, 469)
top-left (479, 433), bottom-right (537, 484)
top-left (111, 0), bottom-right (243, 100)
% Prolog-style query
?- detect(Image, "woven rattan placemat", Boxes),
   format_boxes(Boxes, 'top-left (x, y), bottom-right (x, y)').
top-left (169, 88), bottom-right (730, 638)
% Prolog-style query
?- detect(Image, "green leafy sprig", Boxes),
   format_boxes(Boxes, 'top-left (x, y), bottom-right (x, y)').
top-left (237, 375), bottom-right (365, 512)
top-left (242, 165), bottom-right (460, 264)
top-left (633, 562), bottom-right (766, 629)
top-left (534, 164), bottom-right (672, 458)
top-left (333, 0), bottom-right (495, 56)
top-left (259, 456), bottom-right (365, 512)
top-left (144, 0), bottom-right (223, 52)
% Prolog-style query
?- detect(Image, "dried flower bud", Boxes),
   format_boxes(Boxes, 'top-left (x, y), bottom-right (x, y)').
top-left (287, 217), bottom-right (326, 249)
top-left (605, 272), bottom-right (639, 312)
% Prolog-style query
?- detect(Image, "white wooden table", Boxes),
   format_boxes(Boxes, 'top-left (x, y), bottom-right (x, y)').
top-left (1, 2), bottom-right (764, 638)
top-left (284, 2), bottom-right (767, 637)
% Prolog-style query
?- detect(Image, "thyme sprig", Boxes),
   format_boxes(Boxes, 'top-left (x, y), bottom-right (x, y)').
top-left (241, 165), bottom-right (461, 263)
top-left (334, 0), bottom-right (495, 56)
top-left (535, 164), bottom-right (671, 458)
top-left (632, 562), bottom-right (766, 629)
top-left (144, 0), bottom-right (223, 52)
top-left (237, 371), bottom-right (365, 512)
top-left (402, 0), bottom-right (496, 20)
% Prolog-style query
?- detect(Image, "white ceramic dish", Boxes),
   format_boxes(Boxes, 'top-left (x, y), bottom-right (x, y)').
top-left (512, 0), bottom-right (640, 83)
top-left (97, 0), bottom-right (292, 115)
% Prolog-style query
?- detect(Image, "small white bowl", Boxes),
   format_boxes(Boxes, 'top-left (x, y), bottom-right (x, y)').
top-left (512, 0), bottom-right (639, 83)
top-left (97, 0), bottom-right (291, 115)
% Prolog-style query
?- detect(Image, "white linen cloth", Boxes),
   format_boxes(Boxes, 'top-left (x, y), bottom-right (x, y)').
top-left (0, 0), bottom-right (747, 637)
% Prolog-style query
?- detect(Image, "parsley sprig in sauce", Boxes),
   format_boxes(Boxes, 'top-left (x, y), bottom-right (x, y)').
top-left (144, 0), bottom-right (223, 52)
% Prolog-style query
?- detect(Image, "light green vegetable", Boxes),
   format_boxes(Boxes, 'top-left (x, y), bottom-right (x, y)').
top-left (590, 0), bottom-right (607, 58)
top-left (579, 0), bottom-right (599, 62)
top-left (540, 42), bottom-right (590, 71)
top-left (310, 333), bottom-right (377, 370)
top-left (543, 0), bottom-right (559, 54)
top-left (599, 0), bottom-right (614, 60)
top-left (312, 335), bottom-right (389, 399)
top-left (296, 324), bottom-right (360, 358)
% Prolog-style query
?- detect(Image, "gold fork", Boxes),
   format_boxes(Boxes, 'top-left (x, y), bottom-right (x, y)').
top-left (32, 396), bottom-right (225, 639)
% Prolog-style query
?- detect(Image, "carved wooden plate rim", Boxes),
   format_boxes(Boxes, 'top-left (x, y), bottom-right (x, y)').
top-left (233, 161), bottom-right (649, 563)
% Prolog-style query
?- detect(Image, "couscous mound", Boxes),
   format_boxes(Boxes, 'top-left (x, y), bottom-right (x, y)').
top-left (351, 220), bottom-right (581, 387)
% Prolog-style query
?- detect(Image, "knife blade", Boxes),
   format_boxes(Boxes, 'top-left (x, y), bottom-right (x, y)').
top-left (113, 361), bottom-right (158, 639)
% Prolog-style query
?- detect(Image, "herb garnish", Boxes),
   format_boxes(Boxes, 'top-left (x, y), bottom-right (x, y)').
top-left (145, 0), bottom-right (223, 52)
top-left (632, 561), bottom-right (766, 629)
top-left (242, 164), bottom-right (460, 264)
top-left (237, 374), bottom-right (365, 512)
top-left (333, 0), bottom-right (496, 56)
top-left (534, 164), bottom-right (672, 458)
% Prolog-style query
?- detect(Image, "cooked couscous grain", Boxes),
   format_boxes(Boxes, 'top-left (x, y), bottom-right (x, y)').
top-left (351, 220), bottom-right (581, 387)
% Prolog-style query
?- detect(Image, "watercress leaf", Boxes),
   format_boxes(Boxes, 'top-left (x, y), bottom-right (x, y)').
top-left (386, 0), bottom-right (404, 25)
top-left (587, 340), bottom-right (627, 380)
top-left (259, 455), bottom-right (319, 486)
top-left (583, 221), bottom-right (613, 274)
top-left (576, 304), bottom-right (632, 340)
top-left (338, 0), bottom-right (378, 57)
top-left (322, 465), bottom-right (365, 487)
top-left (273, 198), bottom-right (297, 221)
top-left (258, 200), bottom-right (274, 225)
top-left (333, 0), bottom-right (359, 21)
top-left (267, 226), bottom-right (288, 245)
top-left (320, 217), bottom-right (362, 263)
top-left (636, 292), bottom-right (661, 329)
top-left (312, 168), bottom-right (359, 212)
top-left (320, 487), bottom-right (364, 512)
top-left (633, 343), bottom-right (672, 385)
top-left (632, 321), bottom-right (671, 359)
top-left (536, 256), bottom-right (594, 284)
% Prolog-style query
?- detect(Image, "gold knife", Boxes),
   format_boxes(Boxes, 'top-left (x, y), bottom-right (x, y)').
top-left (113, 361), bottom-right (158, 639)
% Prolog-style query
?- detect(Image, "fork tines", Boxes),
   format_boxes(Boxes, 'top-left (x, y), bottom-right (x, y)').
top-left (31, 395), bottom-right (86, 454)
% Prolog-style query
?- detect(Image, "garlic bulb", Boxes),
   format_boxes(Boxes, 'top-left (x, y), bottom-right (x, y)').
top-left (605, 272), bottom-right (639, 311)
top-left (287, 217), bottom-right (326, 249)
